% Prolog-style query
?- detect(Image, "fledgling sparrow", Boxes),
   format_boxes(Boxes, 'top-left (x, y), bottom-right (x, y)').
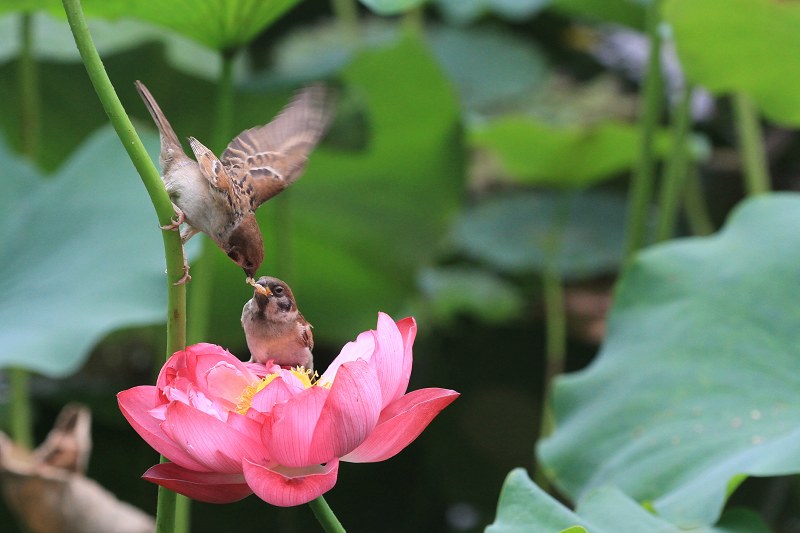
top-left (135, 82), bottom-right (333, 282)
top-left (241, 276), bottom-right (314, 370)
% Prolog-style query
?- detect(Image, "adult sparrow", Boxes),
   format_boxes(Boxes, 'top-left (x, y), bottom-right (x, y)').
top-left (241, 276), bottom-right (313, 370)
top-left (135, 81), bottom-right (332, 280)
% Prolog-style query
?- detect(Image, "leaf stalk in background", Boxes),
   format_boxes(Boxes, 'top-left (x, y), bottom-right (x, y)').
top-left (187, 49), bottom-right (238, 345)
top-left (180, 44), bottom-right (240, 533)
top-left (8, 12), bottom-right (41, 450)
top-left (534, 192), bottom-right (570, 490)
top-left (683, 166), bottom-right (715, 236)
top-left (733, 92), bottom-right (770, 196)
top-left (308, 495), bottom-right (346, 533)
top-left (655, 83), bottom-right (693, 242)
top-left (623, 0), bottom-right (664, 262)
top-left (61, 0), bottom-right (187, 531)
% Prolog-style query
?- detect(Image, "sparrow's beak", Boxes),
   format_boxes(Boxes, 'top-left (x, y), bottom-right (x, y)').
top-left (246, 277), bottom-right (271, 297)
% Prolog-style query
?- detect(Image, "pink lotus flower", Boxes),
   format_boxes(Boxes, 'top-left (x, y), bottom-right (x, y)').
top-left (118, 313), bottom-right (458, 507)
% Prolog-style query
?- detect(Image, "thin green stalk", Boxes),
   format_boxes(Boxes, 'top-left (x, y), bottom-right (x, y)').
top-left (536, 262), bottom-right (565, 459)
top-left (19, 13), bottom-right (40, 161)
top-left (683, 166), bottom-right (715, 236)
top-left (186, 49), bottom-right (238, 345)
top-left (733, 92), bottom-right (770, 196)
top-left (8, 368), bottom-right (33, 449)
top-left (655, 83), bottom-right (693, 242)
top-left (61, 0), bottom-right (187, 291)
top-left (308, 496), bottom-right (346, 533)
top-left (540, 193), bottom-right (570, 393)
top-left (623, 0), bottom-right (664, 262)
top-left (542, 267), bottom-right (567, 394)
top-left (62, 1), bottom-right (186, 532)
top-left (9, 12), bottom-right (40, 452)
top-left (533, 193), bottom-right (570, 490)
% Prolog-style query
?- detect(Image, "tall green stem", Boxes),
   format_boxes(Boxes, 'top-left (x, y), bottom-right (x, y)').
top-left (9, 12), bottom-right (40, 451)
top-left (541, 195), bottom-right (569, 393)
top-left (179, 44), bottom-right (238, 533)
top-left (623, 0), bottom-right (664, 262)
top-left (308, 496), bottom-right (346, 533)
top-left (655, 84), bottom-right (692, 242)
top-left (186, 51), bottom-right (237, 345)
top-left (533, 193), bottom-right (570, 491)
top-left (733, 92), bottom-right (770, 196)
top-left (62, 1), bottom-right (186, 531)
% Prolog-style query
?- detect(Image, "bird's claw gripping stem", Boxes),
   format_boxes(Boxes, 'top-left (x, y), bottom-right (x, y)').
top-left (160, 207), bottom-right (185, 231)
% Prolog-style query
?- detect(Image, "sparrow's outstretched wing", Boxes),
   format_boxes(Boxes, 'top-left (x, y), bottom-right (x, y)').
top-left (189, 136), bottom-right (248, 217)
top-left (221, 85), bottom-right (333, 211)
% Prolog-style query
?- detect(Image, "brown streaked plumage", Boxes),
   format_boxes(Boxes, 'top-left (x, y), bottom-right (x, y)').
top-left (241, 276), bottom-right (313, 370)
top-left (135, 82), bottom-right (333, 279)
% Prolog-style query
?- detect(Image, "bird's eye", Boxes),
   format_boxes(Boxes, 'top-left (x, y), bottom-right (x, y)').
top-left (227, 251), bottom-right (240, 261)
top-left (273, 286), bottom-right (285, 295)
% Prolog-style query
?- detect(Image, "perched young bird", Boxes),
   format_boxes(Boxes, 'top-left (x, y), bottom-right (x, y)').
top-left (135, 82), bottom-right (332, 280)
top-left (241, 276), bottom-right (314, 370)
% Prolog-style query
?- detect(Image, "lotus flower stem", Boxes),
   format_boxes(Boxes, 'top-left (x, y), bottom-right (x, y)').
top-left (308, 495), bottom-right (346, 533)
top-left (62, 0), bottom-right (187, 531)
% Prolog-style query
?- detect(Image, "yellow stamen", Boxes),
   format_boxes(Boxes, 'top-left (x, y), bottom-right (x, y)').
top-left (290, 366), bottom-right (318, 388)
top-left (236, 373), bottom-right (279, 414)
top-left (235, 367), bottom-right (328, 414)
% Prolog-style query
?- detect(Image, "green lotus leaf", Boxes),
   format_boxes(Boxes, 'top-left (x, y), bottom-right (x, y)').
top-left (0, 128), bottom-right (169, 377)
top-left (487, 469), bottom-right (769, 532)
top-left (664, 0), bottom-right (800, 126)
top-left (453, 191), bottom-right (633, 279)
top-left (2, 0), bottom-right (299, 51)
top-left (469, 117), bottom-right (670, 188)
top-left (539, 193), bottom-right (800, 526)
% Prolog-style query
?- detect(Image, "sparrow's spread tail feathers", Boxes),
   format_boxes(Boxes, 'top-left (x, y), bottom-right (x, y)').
top-left (135, 81), bottom-right (187, 172)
